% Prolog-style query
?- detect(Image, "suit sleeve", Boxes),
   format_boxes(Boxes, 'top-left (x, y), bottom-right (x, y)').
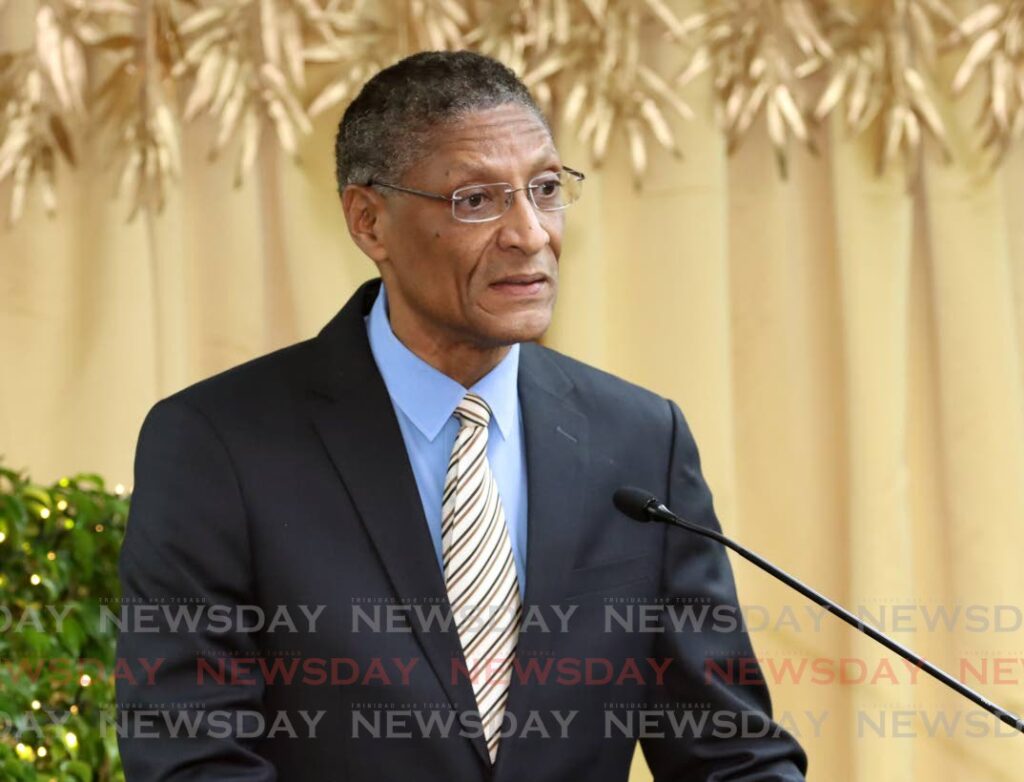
top-left (115, 397), bottom-right (277, 781)
top-left (639, 399), bottom-right (808, 781)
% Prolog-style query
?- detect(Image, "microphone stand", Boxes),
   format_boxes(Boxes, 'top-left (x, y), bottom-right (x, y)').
top-left (616, 488), bottom-right (1024, 735)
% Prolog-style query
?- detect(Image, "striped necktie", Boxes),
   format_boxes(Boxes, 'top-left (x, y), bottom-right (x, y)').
top-left (441, 392), bottom-right (522, 763)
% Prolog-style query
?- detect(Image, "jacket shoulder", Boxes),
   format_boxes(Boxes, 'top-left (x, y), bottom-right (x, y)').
top-left (154, 338), bottom-right (318, 421)
top-left (523, 342), bottom-right (670, 418)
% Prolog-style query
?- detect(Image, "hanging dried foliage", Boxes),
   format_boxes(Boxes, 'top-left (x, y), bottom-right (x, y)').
top-left (948, 0), bottom-right (1024, 167)
top-left (675, 0), bottom-right (831, 177)
top-left (558, 0), bottom-right (695, 186)
top-left (465, 0), bottom-right (696, 186)
top-left (93, 0), bottom-right (183, 219)
top-left (813, 0), bottom-right (958, 180)
top-left (0, 0), bottom-right (92, 224)
top-left (304, 0), bottom-right (469, 120)
top-left (0, 0), bottom-right (1022, 224)
top-left (463, 0), bottom-right (571, 80)
top-left (174, 0), bottom-right (348, 178)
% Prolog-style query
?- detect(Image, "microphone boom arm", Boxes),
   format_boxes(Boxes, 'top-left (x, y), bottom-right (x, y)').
top-left (624, 491), bottom-right (1024, 735)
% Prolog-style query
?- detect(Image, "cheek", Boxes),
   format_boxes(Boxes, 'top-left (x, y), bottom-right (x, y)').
top-left (549, 232), bottom-right (562, 257)
top-left (424, 234), bottom-right (480, 300)
top-left (414, 227), bottom-right (495, 302)
top-left (541, 216), bottom-right (564, 252)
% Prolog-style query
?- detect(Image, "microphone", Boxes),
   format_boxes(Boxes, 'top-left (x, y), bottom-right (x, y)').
top-left (613, 486), bottom-right (1024, 735)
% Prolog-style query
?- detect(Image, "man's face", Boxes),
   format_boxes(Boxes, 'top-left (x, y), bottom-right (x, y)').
top-left (374, 103), bottom-right (563, 349)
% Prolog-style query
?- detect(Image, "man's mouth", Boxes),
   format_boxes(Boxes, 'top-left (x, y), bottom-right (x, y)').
top-left (489, 274), bottom-right (549, 297)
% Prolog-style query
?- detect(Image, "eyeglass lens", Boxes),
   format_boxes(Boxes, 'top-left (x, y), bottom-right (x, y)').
top-left (451, 170), bottom-right (583, 222)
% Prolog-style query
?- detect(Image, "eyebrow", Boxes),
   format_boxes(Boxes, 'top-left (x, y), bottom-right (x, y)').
top-left (448, 152), bottom-right (562, 182)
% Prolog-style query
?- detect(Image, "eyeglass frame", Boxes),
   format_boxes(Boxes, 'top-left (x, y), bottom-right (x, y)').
top-left (365, 166), bottom-right (586, 223)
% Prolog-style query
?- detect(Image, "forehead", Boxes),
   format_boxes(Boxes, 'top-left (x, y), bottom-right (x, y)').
top-left (416, 104), bottom-right (559, 181)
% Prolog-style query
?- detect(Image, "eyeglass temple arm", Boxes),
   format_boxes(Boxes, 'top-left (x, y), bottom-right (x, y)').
top-left (368, 180), bottom-right (453, 202)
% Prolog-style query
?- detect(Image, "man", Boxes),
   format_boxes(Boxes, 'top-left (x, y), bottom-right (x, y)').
top-left (116, 50), bottom-right (807, 780)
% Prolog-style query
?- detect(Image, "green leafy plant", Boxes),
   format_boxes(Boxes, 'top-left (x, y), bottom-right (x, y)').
top-left (0, 464), bottom-right (127, 781)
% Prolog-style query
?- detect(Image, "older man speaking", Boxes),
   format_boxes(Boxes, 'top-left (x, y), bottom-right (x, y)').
top-left (115, 50), bottom-right (808, 781)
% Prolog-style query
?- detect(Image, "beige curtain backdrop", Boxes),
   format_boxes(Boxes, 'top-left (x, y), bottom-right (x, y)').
top-left (2, 3), bottom-right (1024, 780)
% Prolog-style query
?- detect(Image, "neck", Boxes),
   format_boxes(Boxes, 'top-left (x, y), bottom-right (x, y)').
top-left (405, 337), bottom-right (510, 389)
top-left (384, 294), bottom-right (511, 389)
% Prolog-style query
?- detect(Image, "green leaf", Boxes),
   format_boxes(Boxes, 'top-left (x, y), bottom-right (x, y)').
top-left (59, 614), bottom-right (87, 658)
top-left (61, 759), bottom-right (95, 782)
top-left (72, 529), bottom-right (97, 580)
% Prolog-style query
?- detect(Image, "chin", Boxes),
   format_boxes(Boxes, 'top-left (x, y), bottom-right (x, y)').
top-left (497, 312), bottom-right (552, 345)
top-left (475, 309), bottom-right (551, 347)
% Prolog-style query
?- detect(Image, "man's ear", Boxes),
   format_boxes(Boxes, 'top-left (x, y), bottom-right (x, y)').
top-left (341, 184), bottom-right (390, 265)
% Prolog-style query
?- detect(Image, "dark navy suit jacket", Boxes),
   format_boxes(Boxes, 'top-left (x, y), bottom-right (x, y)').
top-left (115, 278), bottom-right (808, 780)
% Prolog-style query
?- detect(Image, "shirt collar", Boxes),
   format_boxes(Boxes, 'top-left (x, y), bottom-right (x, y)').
top-left (365, 282), bottom-right (520, 442)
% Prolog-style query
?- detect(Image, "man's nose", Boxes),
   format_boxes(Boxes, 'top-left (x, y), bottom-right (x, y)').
top-left (496, 189), bottom-right (550, 254)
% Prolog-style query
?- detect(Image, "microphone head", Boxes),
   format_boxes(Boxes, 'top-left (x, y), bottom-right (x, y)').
top-left (613, 486), bottom-right (659, 522)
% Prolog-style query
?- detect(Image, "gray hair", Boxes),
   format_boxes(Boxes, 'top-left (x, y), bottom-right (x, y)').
top-left (334, 50), bottom-right (550, 192)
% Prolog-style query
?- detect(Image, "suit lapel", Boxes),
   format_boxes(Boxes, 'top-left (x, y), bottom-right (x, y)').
top-left (495, 343), bottom-right (589, 774)
top-left (303, 278), bottom-right (490, 767)
top-left (517, 343), bottom-right (589, 613)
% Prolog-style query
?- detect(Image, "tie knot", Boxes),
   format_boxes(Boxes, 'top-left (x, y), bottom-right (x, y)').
top-left (454, 392), bottom-right (492, 429)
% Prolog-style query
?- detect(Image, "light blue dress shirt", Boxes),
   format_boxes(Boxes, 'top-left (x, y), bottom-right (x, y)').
top-left (364, 283), bottom-right (528, 597)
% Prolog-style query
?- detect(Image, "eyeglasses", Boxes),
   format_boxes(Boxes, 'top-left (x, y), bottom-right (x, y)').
top-left (367, 166), bottom-right (586, 223)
